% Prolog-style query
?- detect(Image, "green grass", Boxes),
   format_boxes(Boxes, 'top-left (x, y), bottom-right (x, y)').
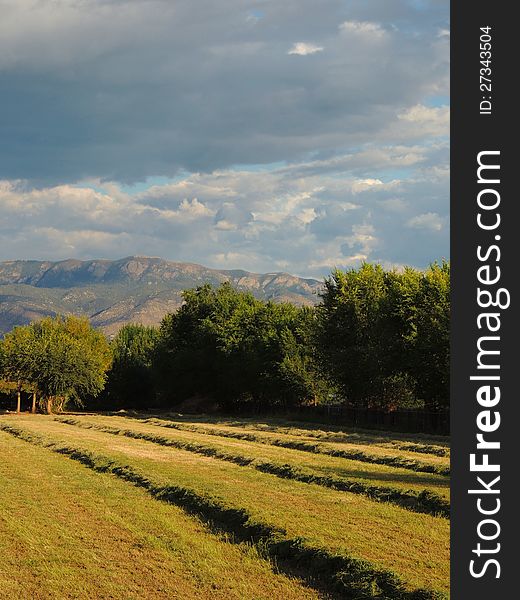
top-left (0, 414), bottom-right (450, 598)
top-left (0, 429), bottom-right (322, 600)
top-left (137, 416), bottom-right (450, 476)
top-left (148, 414), bottom-right (450, 449)
top-left (130, 416), bottom-right (450, 494)
top-left (55, 415), bottom-right (449, 517)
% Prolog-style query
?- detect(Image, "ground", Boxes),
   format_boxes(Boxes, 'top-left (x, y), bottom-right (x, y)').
top-left (0, 412), bottom-right (450, 599)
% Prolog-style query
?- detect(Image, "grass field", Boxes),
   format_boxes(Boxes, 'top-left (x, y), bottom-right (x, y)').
top-left (0, 413), bottom-right (450, 599)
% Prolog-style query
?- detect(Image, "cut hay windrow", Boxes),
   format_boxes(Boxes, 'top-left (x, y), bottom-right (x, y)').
top-left (0, 422), bottom-right (446, 600)
top-left (54, 417), bottom-right (449, 518)
top-left (186, 420), bottom-right (450, 458)
top-left (390, 443), bottom-right (448, 458)
top-left (142, 418), bottom-right (450, 477)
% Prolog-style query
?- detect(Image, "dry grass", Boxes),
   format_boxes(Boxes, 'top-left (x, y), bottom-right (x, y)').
top-left (0, 429), bottom-right (323, 600)
top-left (65, 414), bottom-right (450, 500)
top-left (2, 414), bottom-right (450, 596)
top-left (146, 416), bottom-right (450, 470)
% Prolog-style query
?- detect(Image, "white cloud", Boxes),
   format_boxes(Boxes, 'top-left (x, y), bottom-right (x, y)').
top-left (214, 220), bottom-right (237, 231)
top-left (0, 140), bottom-right (449, 276)
top-left (407, 212), bottom-right (444, 232)
top-left (299, 207), bottom-right (317, 225)
top-left (399, 104), bottom-right (449, 126)
top-left (288, 42), bottom-right (323, 56)
top-left (339, 20), bottom-right (386, 38)
top-left (177, 198), bottom-right (215, 218)
top-left (344, 224), bottom-right (378, 254)
top-left (351, 179), bottom-right (384, 194)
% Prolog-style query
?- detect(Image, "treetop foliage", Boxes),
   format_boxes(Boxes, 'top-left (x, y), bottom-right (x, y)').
top-left (153, 282), bottom-right (328, 409)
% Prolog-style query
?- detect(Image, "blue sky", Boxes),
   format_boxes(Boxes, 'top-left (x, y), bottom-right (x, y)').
top-left (0, 0), bottom-right (449, 278)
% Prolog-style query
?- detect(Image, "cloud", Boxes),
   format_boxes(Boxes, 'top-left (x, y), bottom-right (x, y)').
top-left (339, 20), bottom-right (386, 38)
top-left (214, 203), bottom-right (253, 231)
top-left (407, 212), bottom-right (444, 232)
top-left (0, 0), bottom-right (449, 185)
top-left (0, 134), bottom-right (449, 277)
top-left (342, 223), bottom-right (378, 256)
top-left (351, 179), bottom-right (384, 194)
top-left (399, 104), bottom-right (449, 128)
top-left (288, 42), bottom-right (324, 56)
top-left (178, 198), bottom-right (215, 218)
top-left (0, 0), bottom-right (449, 275)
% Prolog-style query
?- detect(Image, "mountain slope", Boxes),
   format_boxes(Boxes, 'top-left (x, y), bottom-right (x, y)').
top-left (0, 257), bottom-right (322, 336)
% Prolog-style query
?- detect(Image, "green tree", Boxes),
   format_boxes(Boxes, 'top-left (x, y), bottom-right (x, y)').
top-left (23, 316), bottom-right (112, 413)
top-left (103, 324), bottom-right (160, 409)
top-left (318, 263), bottom-right (392, 407)
top-left (0, 325), bottom-right (38, 413)
top-left (277, 306), bottom-right (332, 406)
top-left (154, 283), bottom-right (262, 404)
top-left (412, 261), bottom-right (450, 410)
top-left (154, 283), bottom-right (330, 409)
top-left (317, 262), bottom-right (450, 410)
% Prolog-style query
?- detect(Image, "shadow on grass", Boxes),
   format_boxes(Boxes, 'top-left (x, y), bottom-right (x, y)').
top-left (115, 415), bottom-right (450, 477)
top-left (55, 417), bottom-right (450, 519)
top-left (121, 412), bottom-right (450, 446)
top-left (0, 422), bottom-right (447, 600)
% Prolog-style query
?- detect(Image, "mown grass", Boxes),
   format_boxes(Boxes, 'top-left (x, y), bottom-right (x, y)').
top-left (1, 423), bottom-right (446, 600)
top-left (0, 430), bottom-right (322, 600)
top-left (102, 415), bottom-right (450, 497)
top-left (55, 415), bottom-right (449, 517)
top-left (157, 414), bottom-right (450, 448)
top-left (1, 415), bottom-right (449, 597)
top-left (138, 416), bottom-right (450, 476)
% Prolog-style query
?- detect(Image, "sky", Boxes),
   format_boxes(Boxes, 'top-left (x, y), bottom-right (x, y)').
top-left (0, 0), bottom-right (449, 278)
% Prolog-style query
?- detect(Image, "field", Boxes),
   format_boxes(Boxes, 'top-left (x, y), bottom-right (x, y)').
top-left (0, 413), bottom-right (450, 599)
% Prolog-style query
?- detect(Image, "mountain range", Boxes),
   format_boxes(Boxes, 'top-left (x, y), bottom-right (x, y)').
top-left (0, 257), bottom-right (322, 336)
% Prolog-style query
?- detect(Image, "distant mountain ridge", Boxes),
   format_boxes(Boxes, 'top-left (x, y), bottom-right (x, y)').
top-left (0, 257), bottom-right (322, 336)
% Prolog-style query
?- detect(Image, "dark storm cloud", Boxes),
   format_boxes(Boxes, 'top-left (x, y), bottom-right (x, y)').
top-left (0, 0), bottom-right (448, 185)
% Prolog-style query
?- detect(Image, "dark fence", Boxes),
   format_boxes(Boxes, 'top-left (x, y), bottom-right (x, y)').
top-left (234, 404), bottom-right (450, 436)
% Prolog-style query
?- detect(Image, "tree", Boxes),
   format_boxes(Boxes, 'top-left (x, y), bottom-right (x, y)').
top-left (276, 306), bottom-right (332, 407)
top-left (154, 283), bottom-right (263, 404)
top-left (412, 261), bottom-right (450, 410)
top-left (317, 262), bottom-right (450, 410)
top-left (103, 324), bottom-right (160, 409)
top-left (318, 264), bottom-right (393, 407)
top-left (0, 325), bottom-right (38, 413)
top-left (31, 316), bottom-right (112, 412)
top-left (154, 283), bottom-right (330, 410)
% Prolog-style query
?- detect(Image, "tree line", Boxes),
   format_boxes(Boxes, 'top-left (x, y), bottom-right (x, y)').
top-left (0, 262), bottom-right (449, 414)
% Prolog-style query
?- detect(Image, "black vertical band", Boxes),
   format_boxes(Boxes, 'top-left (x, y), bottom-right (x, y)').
top-left (451, 2), bottom-right (517, 597)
